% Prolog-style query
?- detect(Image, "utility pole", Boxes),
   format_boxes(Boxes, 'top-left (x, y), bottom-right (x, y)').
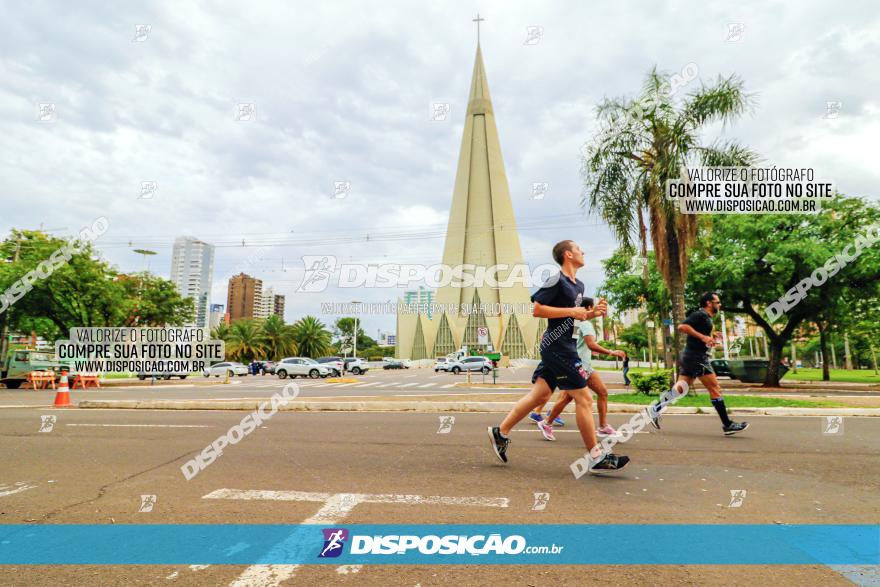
top-left (844, 332), bottom-right (853, 370)
top-left (0, 234), bottom-right (22, 361)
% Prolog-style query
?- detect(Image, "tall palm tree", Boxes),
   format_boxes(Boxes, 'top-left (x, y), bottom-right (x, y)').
top-left (262, 315), bottom-right (298, 360)
top-left (581, 67), bottom-right (759, 356)
top-left (225, 319), bottom-right (267, 362)
top-left (291, 315), bottom-right (332, 358)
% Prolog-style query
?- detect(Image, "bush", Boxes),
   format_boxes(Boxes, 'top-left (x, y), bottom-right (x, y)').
top-left (629, 369), bottom-right (673, 395)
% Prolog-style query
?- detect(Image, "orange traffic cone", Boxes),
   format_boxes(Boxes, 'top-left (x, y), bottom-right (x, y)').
top-left (53, 371), bottom-right (71, 407)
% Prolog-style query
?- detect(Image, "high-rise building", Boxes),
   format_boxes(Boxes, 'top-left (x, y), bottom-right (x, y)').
top-left (255, 285), bottom-right (273, 319)
top-left (255, 286), bottom-right (285, 319)
top-left (227, 273), bottom-right (263, 322)
top-left (403, 286), bottom-right (435, 317)
top-left (209, 304), bottom-right (227, 330)
top-left (273, 294), bottom-right (286, 318)
top-left (396, 41), bottom-right (537, 359)
top-left (170, 237), bottom-right (215, 328)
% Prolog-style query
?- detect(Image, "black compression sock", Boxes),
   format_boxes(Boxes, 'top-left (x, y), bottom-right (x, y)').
top-left (711, 397), bottom-right (732, 426)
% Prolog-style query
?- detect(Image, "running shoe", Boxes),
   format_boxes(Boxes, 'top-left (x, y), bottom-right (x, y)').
top-left (723, 421), bottom-right (749, 436)
top-left (487, 426), bottom-right (510, 463)
top-left (545, 412), bottom-right (565, 427)
top-left (648, 404), bottom-right (662, 430)
top-left (589, 453), bottom-right (630, 473)
top-left (538, 420), bottom-right (555, 441)
top-left (528, 412), bottom-right (544, 425)
top-left (597, 424), bottom-right (617, 436)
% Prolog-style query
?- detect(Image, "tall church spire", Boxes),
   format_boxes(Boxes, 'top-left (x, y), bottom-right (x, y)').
top-left (435, 42), bottom-right (529, 311)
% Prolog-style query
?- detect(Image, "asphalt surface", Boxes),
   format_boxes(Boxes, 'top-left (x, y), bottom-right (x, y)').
top-left (3, 367), bottom-right (877, 409)
top-left (1, 404), bottom-right (878, 585)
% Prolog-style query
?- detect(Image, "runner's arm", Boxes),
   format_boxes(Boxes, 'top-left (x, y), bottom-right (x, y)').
top-left (585, 335), bottom-right (625, 358)
top-left (533, 302), bottom-right (586, 320)
top-left (677, 323), bottom-right (714, 345)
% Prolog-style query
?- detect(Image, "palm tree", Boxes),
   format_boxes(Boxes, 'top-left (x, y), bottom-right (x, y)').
top-left (291, 315), bottom-right (332, 358)
top-left (225, 319), bottom-right (267, 362)
top-left (211, 322), bottom-right (231, 341)
top-left (581, 67), bottom-right (759, 357)
top-left (262, 315), bottom-right (298, 360)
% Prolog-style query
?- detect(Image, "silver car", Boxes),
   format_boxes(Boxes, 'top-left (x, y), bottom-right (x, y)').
top-left (447, 356), bottom-right (493, 374)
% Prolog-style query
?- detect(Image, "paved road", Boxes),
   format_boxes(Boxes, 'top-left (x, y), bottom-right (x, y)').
top-left (4, 368), bottom-right (875, 409)
top-left (1, 405), bottom-right (877, 585)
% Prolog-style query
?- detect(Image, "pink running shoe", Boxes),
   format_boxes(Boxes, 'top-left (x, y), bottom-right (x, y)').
top-left (597, 424), bottom-right (617, 437)
top-left (539, 420), bottom-right (555, 441)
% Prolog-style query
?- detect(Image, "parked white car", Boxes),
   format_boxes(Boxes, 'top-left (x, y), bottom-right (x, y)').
top-left (447, 356), bottom-right (493, 374)
top-left (433, 358), bottom-right (451, 372)
top-left (343, 357), bottom-right (369, 375)
top-left (275, 357), bottom-right (332, 379)
top-left (203, 362), bottom-right (248, 378)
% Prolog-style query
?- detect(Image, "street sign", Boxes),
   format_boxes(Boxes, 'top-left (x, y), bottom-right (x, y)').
top-left (646, 321), bottom-right (655, 328)
top-left (477, 327), bottom-right (489, 345)
top-left (662, 319), bottom-right (672, 326)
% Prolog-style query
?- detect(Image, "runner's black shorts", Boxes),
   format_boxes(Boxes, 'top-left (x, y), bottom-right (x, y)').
top-left (679, 351), bottom-right (715, 377)
top-left (531, 349), bottom-right (589, 391)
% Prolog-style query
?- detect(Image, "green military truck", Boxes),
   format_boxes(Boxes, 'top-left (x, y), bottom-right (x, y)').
top-left (0, 349), bottom-right (72, 389)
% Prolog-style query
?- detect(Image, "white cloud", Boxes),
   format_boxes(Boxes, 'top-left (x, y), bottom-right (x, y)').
top-left (1, 0), bottom-right (877, 335)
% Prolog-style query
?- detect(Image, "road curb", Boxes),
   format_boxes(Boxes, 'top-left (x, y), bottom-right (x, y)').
top-left (75, 399), bottom-right (880, 416)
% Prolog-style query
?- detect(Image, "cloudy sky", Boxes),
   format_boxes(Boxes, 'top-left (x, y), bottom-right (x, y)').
top-left (2, 0), bottom-right (878, 337)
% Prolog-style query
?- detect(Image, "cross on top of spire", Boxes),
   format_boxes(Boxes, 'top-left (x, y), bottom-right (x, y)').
top-left (472, 13), bottom-right (485, 45)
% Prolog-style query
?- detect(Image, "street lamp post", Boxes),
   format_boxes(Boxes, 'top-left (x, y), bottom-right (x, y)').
top-left (351, 301), bottom-right (362, 359)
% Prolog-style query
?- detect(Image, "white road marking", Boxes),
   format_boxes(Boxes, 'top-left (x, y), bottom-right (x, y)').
top-left (354, 382), bottom-right (383, 388)
top-left (204, 489), bottom-right (509, 508)
top-left (208, 487), bottom-right (509, 587)
top-left (66, 424), bottom-right (211, 428)
top-left (418, 383), bottom-right (435, 388)
top-left (399, 383), bottom-right (421, 388)
top-left (0, 483), bottom-right (37, 498)
top-left (441, 384), bottom-right (456, 388)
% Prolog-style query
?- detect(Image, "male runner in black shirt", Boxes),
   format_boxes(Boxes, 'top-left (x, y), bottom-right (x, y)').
top-left (487, 240), bottom-right (630, 472)
top-left (650, 291), bottom-right (748, 435)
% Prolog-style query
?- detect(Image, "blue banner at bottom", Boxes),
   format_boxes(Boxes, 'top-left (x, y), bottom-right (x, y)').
top-left (0, 525), bottom-right (877, 565)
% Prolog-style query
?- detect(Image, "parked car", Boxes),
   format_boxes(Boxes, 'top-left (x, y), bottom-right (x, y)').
top-left (447, 356), bottom-right (492, 374)
top-left (256, 361), bottom-right (275, 375)
top-left (343, 357), bottom-right (369, 375)
top-left (317, 356), bottom-right (345, 377)
top-left (433, 357), bottom-right (450, 372)
top-left (383, 359), bottom-right (408, 370)
top-left (275, 357), bottom-right (332, 379)
top-left (203, 362), bottom-right (249, 378)
top-left (137, 370), bottom-right (188, 380)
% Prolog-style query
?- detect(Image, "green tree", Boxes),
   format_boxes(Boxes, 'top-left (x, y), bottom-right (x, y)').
top-left (581, 67), bottom-right (758, 360)
top-left (117, 272), bottom-right (195, 326)
top-left (0, 231), bottom-right (193, 344)
top-left (599, 248), bottom-right (672, 366)
top-left (261, 315), bottom-right (297, 360)
top-left (292, 315), bottom-right (331, 358)
top-left (224, 319), bottom-right (267, 362)
top-left (687, 196), bottom-right (880, 386)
